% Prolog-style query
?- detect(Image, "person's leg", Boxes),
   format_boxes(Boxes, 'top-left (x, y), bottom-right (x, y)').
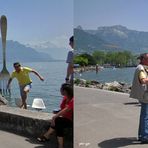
top-left (138, 103), bottom-right (144, 140)
top-left (20, 84), bottom-right (31, 109)
top-left (19, 85), bottom-right (25, 109)
top-left (57, 137), bottom-right (64, 148)
top-left (37, 127), bottom-right (55, 142)
top-left (140, 103), bottom-right (148, 142)
top-left (21, 92), bottom-right (27, 109)
top-left (43, 127), bottom-right (55, 139)
top-left (70, 73), bottom-right (73, 85)
top-left (55, 117), bottom-right (73, 148)
top-left (144, 103), bottom-right (148, 139)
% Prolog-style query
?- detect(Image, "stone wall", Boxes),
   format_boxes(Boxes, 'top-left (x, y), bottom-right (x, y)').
top-left (0, 106), bottom-right (51, 136)
top-left (0, 106), bottom-right (73, 148)
top-left (74, 78), bottom-right (131, 94)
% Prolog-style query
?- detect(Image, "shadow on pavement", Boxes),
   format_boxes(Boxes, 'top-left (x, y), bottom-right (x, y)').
top-left (124, 102), bottom-right (141, 107)
top-left (98, 137), bottom-right (141, 148)
top-left (25, 135), bottom-right (73, 148)
top-left (0, 128), bottom-right (72, 148)
top-left (25, 135), bottom-right (58, 148)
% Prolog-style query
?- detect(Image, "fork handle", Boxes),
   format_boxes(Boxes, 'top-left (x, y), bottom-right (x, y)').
top-left (1, 15), bottom-right (7, 69)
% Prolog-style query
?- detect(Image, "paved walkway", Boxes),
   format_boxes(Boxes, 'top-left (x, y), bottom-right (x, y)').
top-left (74, 86), bottom-right (148, 148)
top-left (0, 130), bottom-right (56, 148)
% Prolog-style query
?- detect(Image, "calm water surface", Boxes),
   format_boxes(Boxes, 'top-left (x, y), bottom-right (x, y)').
top-left (2, 61), bottom-right (67, 113)
top-left (75, 67), bottom-right (136, 84)
top-left (2, 63), bottom-right (136, 112)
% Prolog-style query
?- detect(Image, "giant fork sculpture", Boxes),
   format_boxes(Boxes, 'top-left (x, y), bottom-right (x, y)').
top-left (0, 15), bottom-right (10, 96)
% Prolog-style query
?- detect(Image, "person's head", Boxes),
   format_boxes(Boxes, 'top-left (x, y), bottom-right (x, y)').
top-left (138, 53), bottom-right (148, 66)
top-left (13, 62), bottom-right (21, 72)
top-left (69, 36), bottom-right (74, 49)
top-left (60, 83), bottom-right (73, 99)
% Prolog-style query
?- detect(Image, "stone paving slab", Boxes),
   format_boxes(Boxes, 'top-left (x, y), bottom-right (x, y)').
top-left (74, 86), bottom-right (148, 148)
top-left (0, 130), bottom-right (57, 148)
top-left (0, 128), bottom-right (72, 148)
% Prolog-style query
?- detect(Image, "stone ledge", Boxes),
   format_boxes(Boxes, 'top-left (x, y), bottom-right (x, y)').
top-left (0, 106), bottom-right (52, 136)
top-left (0, 106), bottom-right (73, 148)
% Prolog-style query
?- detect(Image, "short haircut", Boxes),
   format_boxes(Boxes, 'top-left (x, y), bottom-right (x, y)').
top-left (13, 62), bottom-right (21, 67)
top-left (69, 36), bottom-right (74, 43)
top-left (137, 53), bottom-right (148, 61)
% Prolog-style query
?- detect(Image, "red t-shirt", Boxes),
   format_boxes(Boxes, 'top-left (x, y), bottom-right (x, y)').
top-left (60, 96), bottom-right (73, 121)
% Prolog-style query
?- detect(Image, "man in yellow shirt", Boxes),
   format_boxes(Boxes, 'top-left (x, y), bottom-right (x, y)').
top-left (7, 62), bottom-right (44, 109)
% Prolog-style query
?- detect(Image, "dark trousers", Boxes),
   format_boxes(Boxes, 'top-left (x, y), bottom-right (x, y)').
top-left (51, 117), bottom-right (73, 137)
top-left (138, 103), bottom-right (148, 141)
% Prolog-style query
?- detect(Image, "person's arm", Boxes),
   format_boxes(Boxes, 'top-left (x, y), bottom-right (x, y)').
top-left (51, 106), bottom-right (72, 126)
top-left (66, 63), bottom-right (73, 82)
top-left (51, 99), bottom-right (73, 125)
top-left (31, 70), bottom-right (44, 81)
top-left (139, 70), bottom-right (148, 84)
top-left (140, 78), bottom-right (148, 84)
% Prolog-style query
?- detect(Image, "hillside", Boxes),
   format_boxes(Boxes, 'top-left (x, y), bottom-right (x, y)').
top-left (75, 25), bottom-right (148, 54)
top-left (0, 40), bottom-right (53, 63)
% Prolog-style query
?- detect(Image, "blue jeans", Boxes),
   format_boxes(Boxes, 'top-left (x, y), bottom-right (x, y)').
top-left (138, 103), bottom-right (148, 141)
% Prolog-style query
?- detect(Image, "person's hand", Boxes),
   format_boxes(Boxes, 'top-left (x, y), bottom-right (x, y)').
top-left (40, 76), bottom-right (44, 81)
top-left (51, 115), bottom-right (57, 127)
top-left (65, 77), bottom-right (69, 83)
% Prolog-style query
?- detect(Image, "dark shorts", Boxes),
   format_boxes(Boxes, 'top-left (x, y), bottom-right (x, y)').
top-left (51, 117), bottom-right (73, 137)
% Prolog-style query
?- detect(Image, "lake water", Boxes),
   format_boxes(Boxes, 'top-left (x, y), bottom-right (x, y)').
top-left (1, 61), bottom-right (67, 113)
top-left (75, 67), bottom-right (136, 85)
top-left (1, 63), bottom-right (136, 112)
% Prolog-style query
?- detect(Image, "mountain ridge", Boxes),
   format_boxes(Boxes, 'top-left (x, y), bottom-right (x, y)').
top-left (0, 39), bottom-right (54, 63)
top-left (75, 25), bottom-right (148, 54)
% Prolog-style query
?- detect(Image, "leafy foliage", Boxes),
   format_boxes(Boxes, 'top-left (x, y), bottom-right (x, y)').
top-left (74, 51), bottom-right (136, 67)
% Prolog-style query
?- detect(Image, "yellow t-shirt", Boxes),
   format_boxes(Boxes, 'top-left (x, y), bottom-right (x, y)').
top-left (11, 67), bottom-right (32, 85)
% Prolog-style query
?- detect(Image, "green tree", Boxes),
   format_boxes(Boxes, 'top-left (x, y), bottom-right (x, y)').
top-left (92, 51), bottom-right (105, 65)
top-left (74, 56), bottom-right (88, 66)
top-left (80, 53), bottom-right (96, 65)
top-left (75, 51), bottom-right (137, 67)
top-left (105, 52), bottom-right (116, 65)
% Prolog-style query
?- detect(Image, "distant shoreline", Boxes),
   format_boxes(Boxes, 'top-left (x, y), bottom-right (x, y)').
top-left (74, 65), bottom-right (136, 73)
top-left (74, 78), bottom-right (131, 94)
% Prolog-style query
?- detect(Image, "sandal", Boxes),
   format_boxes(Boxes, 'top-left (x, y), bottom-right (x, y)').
top-left (37, 135), bottom-right (49, 142)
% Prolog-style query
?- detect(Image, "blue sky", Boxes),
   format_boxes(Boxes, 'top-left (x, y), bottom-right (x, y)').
top-left (74, 0), bottom-right (148, 31)
top-left (0, 0), bottom-right (73, 47)
top-left (2, 0), bottom-right (148, 48)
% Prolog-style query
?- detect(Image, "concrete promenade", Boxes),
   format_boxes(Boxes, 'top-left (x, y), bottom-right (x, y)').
top-left (74, 86), bottom-right (148, 148)
top-left (0, 130), bottom-right (52, 148)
